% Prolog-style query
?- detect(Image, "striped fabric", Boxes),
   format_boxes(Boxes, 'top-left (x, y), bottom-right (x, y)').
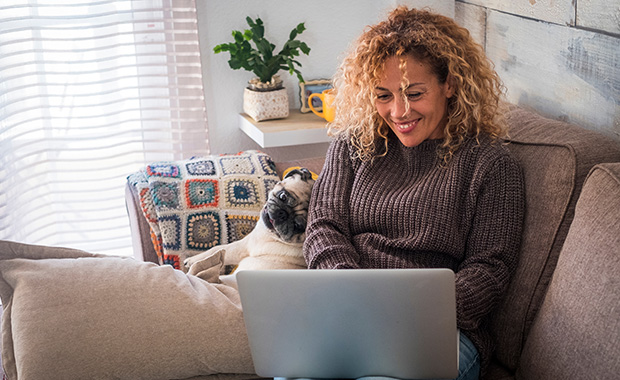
top-left (0, 0), bottom-right (209, 256)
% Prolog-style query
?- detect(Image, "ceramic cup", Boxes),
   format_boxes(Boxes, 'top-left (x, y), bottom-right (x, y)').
top-left (308, 89), bottom-right (335, 122)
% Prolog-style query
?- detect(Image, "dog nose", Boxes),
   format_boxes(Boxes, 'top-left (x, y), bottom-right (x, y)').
top-left (273, 208), bottom-right (288, 222)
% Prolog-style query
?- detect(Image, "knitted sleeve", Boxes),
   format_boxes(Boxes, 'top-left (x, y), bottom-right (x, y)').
top-left (455, 153), bottom-right (525, 331)
top-left (303, 138), bottom-right (361, 269)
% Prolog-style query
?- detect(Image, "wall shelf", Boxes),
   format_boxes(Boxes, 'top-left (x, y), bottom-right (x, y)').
top-left (239, 110), bottom-right (331, 148)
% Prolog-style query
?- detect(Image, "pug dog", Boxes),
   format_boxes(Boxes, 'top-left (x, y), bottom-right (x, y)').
top-left (184, 168), bottom-right (315, 275)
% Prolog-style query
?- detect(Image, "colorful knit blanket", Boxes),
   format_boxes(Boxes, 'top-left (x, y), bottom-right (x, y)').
top-left (127, 150), bottom-right (280, 270)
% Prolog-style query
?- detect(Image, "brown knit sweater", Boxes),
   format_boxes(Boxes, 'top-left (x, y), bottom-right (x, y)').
top-left (303, 132), bottom-right (525, 373)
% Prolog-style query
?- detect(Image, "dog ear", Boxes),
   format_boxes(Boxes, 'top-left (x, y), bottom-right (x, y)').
top-left (284, 167), bottom-right (312, 181)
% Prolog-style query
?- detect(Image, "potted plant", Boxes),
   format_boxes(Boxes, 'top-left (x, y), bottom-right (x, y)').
top-left (214, 16), bottom-right (311, 121)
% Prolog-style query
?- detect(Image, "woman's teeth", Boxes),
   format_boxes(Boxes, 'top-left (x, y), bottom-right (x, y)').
top-left (395, 119), bottom-right (419, 130)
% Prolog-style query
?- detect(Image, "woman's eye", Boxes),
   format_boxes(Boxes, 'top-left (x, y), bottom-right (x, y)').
top-left (407, 92), bottom-right (422, 100)
top-left (376, 93), bottom-right (391, 102)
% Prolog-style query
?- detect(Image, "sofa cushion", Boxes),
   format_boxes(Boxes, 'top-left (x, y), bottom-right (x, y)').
top-left (0, 240), bottom-right (254, 380)
top-left (127, 156), bottom-right (328, 266)
top-left (126, 150), bottom-right (280, 270)
top-left (517, 163), bottom-right (620, 379)
top-left (490, 106), bottom-right (620, 371)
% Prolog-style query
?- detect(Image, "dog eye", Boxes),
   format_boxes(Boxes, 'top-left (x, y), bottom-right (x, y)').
top-left (278, 191), bottom-right (288, 202)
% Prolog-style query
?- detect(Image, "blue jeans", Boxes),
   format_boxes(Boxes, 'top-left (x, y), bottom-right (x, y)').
top-left (275, 331), bottom-right (480, 380)
top-left (453, 331), bottom-right (480, 380)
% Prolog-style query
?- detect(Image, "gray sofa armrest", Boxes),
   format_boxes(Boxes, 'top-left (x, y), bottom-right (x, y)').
top-left (517, 163), bottom-right (620, 379)
top-left (125, 181), bottom-right (159, 263)
top-left (488, 105), bottom-right (620, 374)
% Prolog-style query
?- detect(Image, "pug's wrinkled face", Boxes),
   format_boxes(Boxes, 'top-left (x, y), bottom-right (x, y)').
top-left (261, 168), bottom-right (315, 244)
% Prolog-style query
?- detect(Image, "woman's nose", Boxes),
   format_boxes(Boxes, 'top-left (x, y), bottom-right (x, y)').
top-left (391, 95), bottom-right (407, 118)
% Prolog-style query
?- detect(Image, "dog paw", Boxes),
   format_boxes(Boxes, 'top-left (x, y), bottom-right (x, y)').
top-left (183, 255), bottom-right (201, 269)
top-left (183, 256), bottom-right (197, 269)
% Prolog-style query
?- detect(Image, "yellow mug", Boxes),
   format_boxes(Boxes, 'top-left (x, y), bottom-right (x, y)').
top-left (308, 89), bottom-right (336, 122)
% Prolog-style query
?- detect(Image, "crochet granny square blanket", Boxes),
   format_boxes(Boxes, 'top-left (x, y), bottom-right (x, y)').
top-left (127, 150), bottom-right (279, 270)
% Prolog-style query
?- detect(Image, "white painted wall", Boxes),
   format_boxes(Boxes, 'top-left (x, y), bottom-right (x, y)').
top-left (196, 0), bottom-right (454, 162)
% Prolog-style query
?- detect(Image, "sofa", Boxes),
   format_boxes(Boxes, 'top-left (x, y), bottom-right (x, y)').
top-left (0, 105), bottom-right (619, 380)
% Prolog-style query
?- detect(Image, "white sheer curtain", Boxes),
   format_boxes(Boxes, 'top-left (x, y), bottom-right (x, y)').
top-left (0, 0), bottom-right (209, 256)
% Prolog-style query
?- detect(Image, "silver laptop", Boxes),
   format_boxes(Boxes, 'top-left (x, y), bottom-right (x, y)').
top-left (236, 268), bottom-right (458, 379)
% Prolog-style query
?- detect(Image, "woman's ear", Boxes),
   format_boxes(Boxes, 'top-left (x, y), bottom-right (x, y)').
top-left (444, 74), bottom-right (456, 99)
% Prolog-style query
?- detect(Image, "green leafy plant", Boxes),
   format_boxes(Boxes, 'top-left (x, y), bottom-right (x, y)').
top-left (214, 16), bottom-right (311, 86)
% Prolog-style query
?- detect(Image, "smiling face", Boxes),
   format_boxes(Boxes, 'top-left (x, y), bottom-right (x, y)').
top-left (375, 55), bottom-right (454, 147)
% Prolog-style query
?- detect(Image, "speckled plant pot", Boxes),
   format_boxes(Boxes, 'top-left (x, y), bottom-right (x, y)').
top-left (243, 87), bottom-right (289, 122)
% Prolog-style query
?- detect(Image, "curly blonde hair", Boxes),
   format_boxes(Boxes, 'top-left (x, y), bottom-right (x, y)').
top-left (329, 6), bottom-right (507, 163)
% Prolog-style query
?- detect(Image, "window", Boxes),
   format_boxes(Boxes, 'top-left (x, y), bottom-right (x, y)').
top-left (0, 0), bottom-right (209, 256)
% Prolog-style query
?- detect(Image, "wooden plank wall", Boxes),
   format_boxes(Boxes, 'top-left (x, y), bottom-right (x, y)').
top-left (455, 0), bottom-right (620, 139)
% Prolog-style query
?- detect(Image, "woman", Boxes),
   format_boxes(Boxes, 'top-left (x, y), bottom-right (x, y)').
top-left (303, 7), bottom-right (526, 380)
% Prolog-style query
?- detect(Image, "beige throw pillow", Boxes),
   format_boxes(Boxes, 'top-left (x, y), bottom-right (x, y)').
top-left (0, 240), bottom-right (254, 380)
